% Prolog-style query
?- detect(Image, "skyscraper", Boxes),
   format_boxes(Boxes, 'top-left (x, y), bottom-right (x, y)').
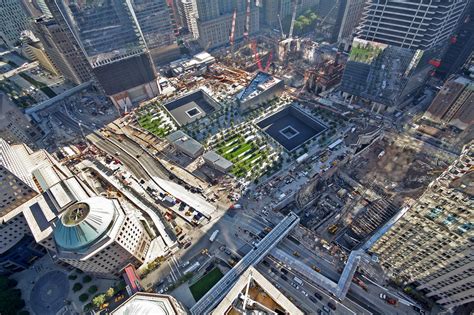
top-left (0, 139), bottom-right (38, 217)
top-left (20, 0), bottom-right (53, 18)
top-left (370, 142), bottom-right (473, 309)
top-left (0, 138), bottom-right (73, 275)
top-left (33, 16), bottom-right (94, 85)
top-left (333, 0), bottom-right (366, 47)
top-left (437, 1), bottom-right (474, 79)
top-left (0, 0), bottom-right (30, 47)
top-left (340, 0), bottom-right (469, 109)
top-left (193, 0), bottom-right (260, 49)
top-left (358, 0), bottom-right (467, 50)
top-left (0, 93), bottom-right (42, 148)
top-left (46, 0), bottom-right (160, 109)
top-left (181, 0), bottom-right (200, 39)
top-left (131, 0), bottom-right (180, 65)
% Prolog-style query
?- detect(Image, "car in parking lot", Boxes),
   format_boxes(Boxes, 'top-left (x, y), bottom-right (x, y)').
top-left (322, 306), bottom-right (330, 312)
top-left (280, 268), bottom-right (288, 274)
top-left (280, 274), bottom-right (288, 281)
top-left (301, 290), bottom-right (309, 297)
top-left (270, 267), bottom-right (278, 274)
top-left (309, 296), bottom-right (319, 304)
top-left (291, 282), bottom-right (299, 290)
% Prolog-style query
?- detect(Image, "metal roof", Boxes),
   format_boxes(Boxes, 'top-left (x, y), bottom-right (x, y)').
top-left (53, 196), bottom-right (117, 252)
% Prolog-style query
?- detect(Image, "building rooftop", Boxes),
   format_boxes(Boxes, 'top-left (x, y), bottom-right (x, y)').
top-left (237, 71), bottom-right (282, 103)
top-left (163, 89), bottom-right (220, 126)
top-left (111, 292), bottom-right (186, 315)
top-left (53, 196), bottom-right (117, 252)
top-left (203, 150), bottom-right (233, 171)
top-left (211, 266), bottom-right (303, 315)
top-left (166, 131), bottom-right (203, 157)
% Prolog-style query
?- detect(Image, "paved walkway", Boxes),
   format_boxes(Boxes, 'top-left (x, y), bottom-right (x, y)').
top-left (30, 270), bottom-right (69, 315)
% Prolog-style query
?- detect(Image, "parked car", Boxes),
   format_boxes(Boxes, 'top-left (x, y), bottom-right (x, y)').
top-left (327, 302), bottom-right (336, 310)
top-left (379, 293), bottom-right (387, 300)
top-left (309, 296), bottom-right (318, 304)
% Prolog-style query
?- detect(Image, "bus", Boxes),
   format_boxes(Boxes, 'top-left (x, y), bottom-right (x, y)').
top-left (209, 230), bottom-right (219, 242)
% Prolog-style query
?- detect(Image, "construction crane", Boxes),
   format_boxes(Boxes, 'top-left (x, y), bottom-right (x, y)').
top-left (229, 8), bottom-right (237, 59)
top-left (288, 0), bottom-right (299, 40)
top-left (251, 40), bottom-right (263, 70)
top-left (277, 14), bottom-right (286, 39)
top-left (264, 51), bottom-right (273, 72)
top-left (318, 2), bottom-right (338, 27)
top-left (244, 0), bottom-right (251, 39)
top-left (251, 40), bottom-right (272, 72)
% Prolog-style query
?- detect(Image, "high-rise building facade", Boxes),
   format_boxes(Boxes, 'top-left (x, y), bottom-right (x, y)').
top-left (0, 138), bottom-right (74, 274)
top-left (181, 0), bottom-right (200, 39)
top-left (193, 0), bottom-right (260, 49)
top-left (33, 17), bottom-right (94, 85)
top-left (370, 142), bottom-right (474, 309)
top-left (131, 0), bottom-right (180, 65)
top-left (131, 0), bottom-right (177, 50)
top-left (424, 75), bottom-right (474, 130)
top-left (358, 0), bottom-right (468, 50)
top-left (0, 139), bottom-right (38, 217)
top-left (0, 0), bottom-right (30, 47)
top-left (46, 0), bottom-right (160, 110)
top-left (334, 0), bottom-right (366, 46)
top-left (341, 0), bottom-right (469, 109)
top-left (20, 0), bottom-right (52, 18)
top-left (437, 1), bottom-right (474, 79)
top-left (0, 93), bottom-right (43, 147)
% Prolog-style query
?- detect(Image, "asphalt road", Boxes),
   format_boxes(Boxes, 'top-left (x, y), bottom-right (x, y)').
top-left (106, 134), bottom-right (169, 179)
top-left (87, 133), bottom-right (151, 180)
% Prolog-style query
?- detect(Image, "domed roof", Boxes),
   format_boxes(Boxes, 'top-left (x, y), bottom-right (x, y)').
top-left (112, 293), bottom-right (181, 315)
top-left (53, 196), bottom-right (117, 251)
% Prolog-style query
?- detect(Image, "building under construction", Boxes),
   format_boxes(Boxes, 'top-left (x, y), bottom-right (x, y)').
top-left (304, 57), bottom-right (345, 94)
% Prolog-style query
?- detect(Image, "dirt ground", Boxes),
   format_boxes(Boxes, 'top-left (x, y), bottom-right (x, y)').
top-left (346, 136), bottom-right (451, 199)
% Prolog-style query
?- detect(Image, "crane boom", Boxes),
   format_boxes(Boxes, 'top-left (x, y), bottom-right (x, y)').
top-left (229, 8), bottom-right (237, 58)
top-left (288, 0), bottom-right (298, 39)
top-left (264, 51), bottom-right (273, 72)
top-left (244, 0), bottom-right (251, 38)
top-left (277, 14), bottom-right (285, 39)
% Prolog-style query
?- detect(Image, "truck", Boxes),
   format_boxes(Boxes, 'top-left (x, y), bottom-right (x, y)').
top-left (293, 276), bottom-right (303, 286)
top-left (296, 153), bottom-right (309, 164)
top-left (209, 230), bottom-right (219, 242)
top-left (328, 138), bottom-right (343, 151)
top-left (183, 262), bottom-right (200, 275)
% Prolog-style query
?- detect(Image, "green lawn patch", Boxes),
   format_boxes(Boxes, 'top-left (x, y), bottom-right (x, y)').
top-left (214, 134), bottom-right (271, 178)
top-left (189, 268), bottom-right (223, 301)
top-left (138, 113), bottom-right (173, 138)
